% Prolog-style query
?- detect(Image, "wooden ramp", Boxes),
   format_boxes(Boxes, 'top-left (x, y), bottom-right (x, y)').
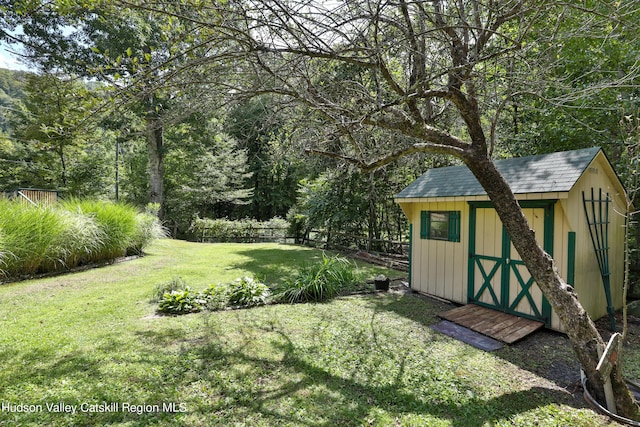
top-left (439, 304), bottom-right (544, 344)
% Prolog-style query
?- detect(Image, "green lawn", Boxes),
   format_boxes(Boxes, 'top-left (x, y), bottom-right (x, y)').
top-left (0, 239), bottom-right (627, 426)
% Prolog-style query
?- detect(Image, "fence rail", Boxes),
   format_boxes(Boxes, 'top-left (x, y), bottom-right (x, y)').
top-left (303, 229), bottom-right (409, 255)
top-left (1, 188), bottom-right (59, 206)
top-left (199, 227), bottom-right (294, 243)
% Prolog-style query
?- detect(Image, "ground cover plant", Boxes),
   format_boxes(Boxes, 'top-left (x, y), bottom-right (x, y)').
top-left (0, 239), bottom-right (636, 426)
top-left (0, 199), bottom-right (164, 280)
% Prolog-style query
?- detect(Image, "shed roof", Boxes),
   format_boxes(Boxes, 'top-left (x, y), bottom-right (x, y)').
top-left (395, 147), bottom-right (602, 199)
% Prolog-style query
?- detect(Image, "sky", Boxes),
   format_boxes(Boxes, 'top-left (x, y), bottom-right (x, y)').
top-left (0, 43), bottom-right (31, 71)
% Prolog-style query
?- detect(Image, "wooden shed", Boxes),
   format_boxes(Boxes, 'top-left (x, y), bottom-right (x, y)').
top-left (395, 147), bottom-right (628, 332)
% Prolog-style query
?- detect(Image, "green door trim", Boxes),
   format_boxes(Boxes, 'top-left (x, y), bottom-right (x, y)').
top-left (472, 255), bottom-right (503, 306)
top-left (467, 200), bottom-right (556, 326)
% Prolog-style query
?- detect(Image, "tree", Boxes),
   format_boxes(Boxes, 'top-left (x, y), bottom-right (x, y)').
top-left (132, 0), bottom-right (640, 417)
top-left (226, 96), bottom-right (306, 220)
top-left (2, 72), bottom-right (114, 196)
top-left (0, 1), bottom-right (223, 218)
top-left (163, 114), bottom-right (252, 235)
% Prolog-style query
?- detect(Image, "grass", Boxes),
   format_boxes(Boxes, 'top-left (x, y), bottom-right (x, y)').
top-left (0, 199), bottom-right (164, 279)
top-left (0, 239), bottom-right (633, 426)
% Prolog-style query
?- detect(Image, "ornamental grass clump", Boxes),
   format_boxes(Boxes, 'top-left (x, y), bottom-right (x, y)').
top-left (0, 199), bottom-right (67, 276)
top-left (129, 211), bottom-right (168, 256)
top-left (61, 199), bottom-right (140, 262)
top-left (274, 254), bottom-right (363, 303)
top-left (0, 198), bottom-right (163, 280)
top-left (47, 209), bottom-right (105, 271)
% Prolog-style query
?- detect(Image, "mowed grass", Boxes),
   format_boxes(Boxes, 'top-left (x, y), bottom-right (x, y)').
top-left (0, 239), bottom-right (624, 426)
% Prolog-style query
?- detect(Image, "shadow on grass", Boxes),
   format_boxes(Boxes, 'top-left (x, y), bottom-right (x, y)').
top-left (367, 291), bottom-right (585, 396)
top-left (0, 335), bottom-right (197, 426)
top-left (229, 246), bottom-right (399, 286)
top-left (180, 313), bottom-right (572, 427)
top-left (228, 246), bottom-right (322, 285)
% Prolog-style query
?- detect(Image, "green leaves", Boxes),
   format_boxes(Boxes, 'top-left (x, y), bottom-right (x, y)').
top-left (155, 276), bottom-right (270, 315)
top-left (274, 254), bottom-right (363, 304)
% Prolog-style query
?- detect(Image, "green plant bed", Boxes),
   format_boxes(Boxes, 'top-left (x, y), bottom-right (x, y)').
top-left (0, 240), bottom-right (630, 426)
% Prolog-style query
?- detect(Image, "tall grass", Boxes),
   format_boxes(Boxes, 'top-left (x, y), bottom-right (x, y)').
top-left (61, 199), bottom-right (167, 260)
top-left (274, 254), bottom-right (363, 303)
top-left (0, 199), bottom-right (66, 276)
top-left (0, 199), bottom-right (164, 280)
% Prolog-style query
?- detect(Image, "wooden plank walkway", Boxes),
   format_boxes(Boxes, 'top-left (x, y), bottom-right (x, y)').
top-left (439, 304), bottom-right (544, 344)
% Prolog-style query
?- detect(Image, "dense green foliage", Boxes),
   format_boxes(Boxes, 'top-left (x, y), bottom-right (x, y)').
top-left (158, 287), bottom-right (208, 315)
top-left (155, 253), bottom-right (365, 314)
top-left (274, 254), bottom-right (364, 303)
top-left (227, 276), bottom-right (271, 307)
top-left (0, 199), bottom-right (164, 279)
top-left (189, 216), bottom-right (289, 242)
top-left (2, 0), bottom-right (640, 419)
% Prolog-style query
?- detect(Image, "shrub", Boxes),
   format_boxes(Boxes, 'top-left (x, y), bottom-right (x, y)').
top-left (227, 276), bottom-right (271, 307)
top-left (190, 217), bottom-right (288, 242)
top-left (202, 283), bottom-right (230, 311)
top-left (154, 277), bottom-right (268, 314)
top-left (152, 276), bottom-right (188, 303)
top-left (158, 287), bottom-right (207, 315)
top-left (274, 254), bottom-right (363, 303)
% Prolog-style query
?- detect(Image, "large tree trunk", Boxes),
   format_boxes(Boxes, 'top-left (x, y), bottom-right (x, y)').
top-left (146, 115), bottom-right (164, 220)
top-left (463, 147), bottom-right (640, 419)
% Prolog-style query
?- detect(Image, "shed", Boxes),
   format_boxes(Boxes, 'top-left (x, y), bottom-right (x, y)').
top-left (395, 147), bottom-right (628, 332)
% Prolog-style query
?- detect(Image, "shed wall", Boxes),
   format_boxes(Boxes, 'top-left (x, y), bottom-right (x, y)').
top-left (565, 153), bottom-right (627, 322)
top-left (403, 200), bottom-right (469, 304)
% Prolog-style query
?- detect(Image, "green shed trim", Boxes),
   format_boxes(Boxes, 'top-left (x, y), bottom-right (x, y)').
top-left (467, 200), bottom-right (555, 326)
top-left (567, 231), bottom-right (576, 286)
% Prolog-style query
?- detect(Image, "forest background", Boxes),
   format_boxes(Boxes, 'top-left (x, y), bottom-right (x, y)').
top-left (0, 1), bottom-right (638, 257)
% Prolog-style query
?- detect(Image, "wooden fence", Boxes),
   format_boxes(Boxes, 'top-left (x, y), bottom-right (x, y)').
top-left (197, 225), bottom-right (408, 254)
top-left (197, 224), bottom-right (409, 271)
top-left (199, 227), bottom-right (294, 244)
top-left (303, 230), bottom-right (409, 255)
top-left (1, 188), bottom-right (59, 206)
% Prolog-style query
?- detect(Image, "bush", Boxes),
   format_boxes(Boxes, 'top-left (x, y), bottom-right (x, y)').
top-left (227, 276), bottom-right (271, 307)
top-left (190, 217), bottom-right (288, 242)
top-left (152, 276), bottom-right (188, 303)
top-left (158, 287), bottom-right (207, 315)
top-left (201, 283), bottom-right (230, 311)
top-left (274, 254), bottom-right (363, 303)
top-left (154, 277), bottom-right (268, 314)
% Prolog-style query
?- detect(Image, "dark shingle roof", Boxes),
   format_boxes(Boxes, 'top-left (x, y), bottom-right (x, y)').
top-left (395, 147), bottom-right (601, 199)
